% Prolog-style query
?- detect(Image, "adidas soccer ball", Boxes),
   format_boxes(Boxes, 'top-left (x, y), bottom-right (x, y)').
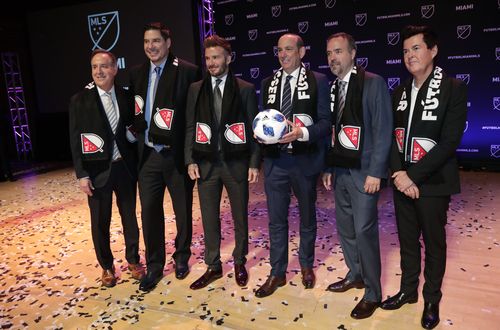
top-left (252, 109), bottom-right (288, 144)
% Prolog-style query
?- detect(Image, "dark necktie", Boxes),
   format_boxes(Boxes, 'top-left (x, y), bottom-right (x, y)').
top-left (336, 79), bottom-right (347, 129)
top-left (281, 75), bottom-right (293, 120)
top-left (214, 78), bottom-right (223, 123)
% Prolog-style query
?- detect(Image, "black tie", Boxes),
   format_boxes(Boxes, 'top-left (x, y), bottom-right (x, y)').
top-left (281, 75), bottom-right (293, 120)
top-left (214, 78), bottom-right (223, 123)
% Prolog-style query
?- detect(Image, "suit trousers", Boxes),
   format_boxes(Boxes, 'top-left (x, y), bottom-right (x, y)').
top-left (87, 160), bottom-right (140, 270)
top-left (334, 168), bottom-right (382, 302)
top-left (138, 147), bottom-right (193, 275)
top-left (197, 160), bottom-right (249, 270)
top-left (393, 190), bottom-right (449, 304)
top-left (264, 153), bottom-right (318, 277)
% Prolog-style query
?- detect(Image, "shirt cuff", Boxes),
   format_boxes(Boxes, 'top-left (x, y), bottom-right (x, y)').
top-left (298, 127), bottom-right (309, 141)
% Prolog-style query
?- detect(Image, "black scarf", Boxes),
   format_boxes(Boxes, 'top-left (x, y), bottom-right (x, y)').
top-left (134, 53), bottom-right (178, 145)
top-left (192, 71), bottom-right (250, 161)
top-left (326, 65), bottom-right (365, 168)
top-left (393, 66), bottom-right (447, 164)
top-left (260, 64), bottom-right (318, 157)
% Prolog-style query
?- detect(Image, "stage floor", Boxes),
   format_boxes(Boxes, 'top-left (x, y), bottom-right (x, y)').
top-left (0, 167), bottom-right (499, 329)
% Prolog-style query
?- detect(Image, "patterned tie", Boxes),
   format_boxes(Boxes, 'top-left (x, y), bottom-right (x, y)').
top-left (103, 92), bottom-right (121, 160)
top-left (146, 66), bottom-right (163, 152)
top-left (281, 75), bottom-right (293, 120)
top-left (214, 78), bottom-right (223, 123)
top-left (336, 79), bottom-right (347, 128)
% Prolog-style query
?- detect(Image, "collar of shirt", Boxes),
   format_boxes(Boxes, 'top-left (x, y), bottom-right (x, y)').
top-left (339, 67), bottom-right (354, 87)
top-left (150, 58), bottom-right (167, 75)
top-left (280, 66), bottom-right (300, 97)
top-left (97, 85), bottom-right (116, 99)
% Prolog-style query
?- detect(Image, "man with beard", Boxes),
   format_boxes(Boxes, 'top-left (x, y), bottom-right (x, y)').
top-left (128, 22), bottom-right (200, 291)
top-left (322, 32), bottom-right (392, 319)
top-left (254, 33), bottom-right (330, 298)
top-left (184, 35), bottom-right (260, 289)
top-left (381, 25), bottom-right (467, 330)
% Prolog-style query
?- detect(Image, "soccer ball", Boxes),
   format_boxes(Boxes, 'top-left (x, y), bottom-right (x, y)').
top-left (252, 109), bottom-right (288, 144)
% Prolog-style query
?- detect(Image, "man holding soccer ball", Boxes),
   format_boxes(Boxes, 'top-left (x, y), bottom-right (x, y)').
top-left (254, 33), bottom-right (331, 298)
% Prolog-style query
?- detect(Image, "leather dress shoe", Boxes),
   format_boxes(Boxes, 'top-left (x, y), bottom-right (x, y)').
top-left (234, 264), bottom-right (248, 287)
top-left (301, 267), bottom-right (315, 289)
top-left (255, 275), bottom-right (286, 298)
top-left (128, 263), bottom-right (145, 281)
top-left (175, 263), bottom-right (190, 280)
top-left (421, 302), bottom-right (440, 329)
top-left (380, 291), bottom-right (418, 310)
top-left (326, 278), bottom-right (364, 292)
top-left (139, 271), bottom-right (163, 291)
top-left (189, 268), bottom-right (223, 290)
top-left (350, 299), bottom-right (380, 319)
top-left (101, 267), bottom-right (117, 287)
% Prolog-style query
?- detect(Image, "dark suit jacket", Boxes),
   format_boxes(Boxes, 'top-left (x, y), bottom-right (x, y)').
top-left (260, 70), bottom-right (331, 177)
top-left (184, 77), bottom-right (261, 181)
top-left (128, 58), bottom-right (199, 172)
top-left (337, 71), bottom-right (393, 192)
top-left (389, 77), bottom-right (467, 196)
top-left (69, 84), bottom-right (137, 188)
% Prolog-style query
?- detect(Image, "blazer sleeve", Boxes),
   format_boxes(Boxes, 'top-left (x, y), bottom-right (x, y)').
top-left (407, 80), bottom-right (467, 185)
top-left (306, 72), bottom-right (331, 143)
top-left (68, 94), bottom-right (89, 179)
top-left (241, 83), bottom-right (261, 169)
top-left (184, 82), bottom-right (199, 166)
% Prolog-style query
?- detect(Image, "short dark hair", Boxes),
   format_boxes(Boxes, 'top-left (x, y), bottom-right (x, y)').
top-left (91, 49), bottom-right (116, 65)
top-left (326, 32), bottom-right (357, 52)
top-left (401, 25), bottom-right (438, 49)
top-left (144, 22), bottom-right (171, 41)
top-left (204, 35), bottom-right (231, 54)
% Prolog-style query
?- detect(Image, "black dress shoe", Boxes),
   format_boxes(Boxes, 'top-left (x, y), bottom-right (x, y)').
top-left (380, 291), bottom-right (418, 310)
top-left (326, 278), bottom-right (364, 292)
top-left (139, 271), bottom-right (163, 291)
top-left (189, 268), bottom-right (223, 290)
top-left (421, 302), bottom-right (440, 329)
top-left (175, 264), bottom-right (190, 280)
top-left (255, 275), bottom-right (286, 298)
top-left (350, 299), bottom-right (380, 319)
top-left (234, 264), bottom-right (248, 287)
top-left (301, 267), bottom-right (315, 289)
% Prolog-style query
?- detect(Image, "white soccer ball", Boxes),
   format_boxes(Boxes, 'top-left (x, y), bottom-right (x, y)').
top-left (252, 109), bottom-right (288, 144)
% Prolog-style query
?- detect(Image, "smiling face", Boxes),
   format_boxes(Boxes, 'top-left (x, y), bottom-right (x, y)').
top-left (91, 52), bottom-right (117, 91)
top-left (205, 46), bottom-right (231, 78)
top-left (277, 34), bottom-right (305, 74)
top-left (403, 33), bottom-right (437, 83)
top-left (143, 29), bottom-right (171, 65)
top-left (326, 36), bottom-right (355, 79)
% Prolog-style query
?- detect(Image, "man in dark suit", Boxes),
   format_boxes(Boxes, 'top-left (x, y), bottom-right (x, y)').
top-left (69, 49), bottom-right (144, 287)
top-left (322, 32), bottom-right (392, 319)
top-left (381, 25), bottom-right (467, 330)
top-left (128, 22), bottom-right (199, 291)
top-left (254, 33), bottom-right (331, 298)
top-left (184, 35), bottom-right (260, 289)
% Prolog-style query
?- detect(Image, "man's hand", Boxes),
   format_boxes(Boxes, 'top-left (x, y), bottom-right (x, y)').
top-left (248, 168), bottom-right (259, 183)
top-left (322, 172), bottom-right (332, 191)
top-left (403, 184), bottom-right (420, 199)
top-left (364, 176), bottom-right (381, 194)
top-left (392, 170), bottom-right (414, 192)
top-left (279, 120), bottom-right (303, 144)
top-left (79, 178), bottom-right (94, 196)
top-left (187, 163), bottom-right (200, 180)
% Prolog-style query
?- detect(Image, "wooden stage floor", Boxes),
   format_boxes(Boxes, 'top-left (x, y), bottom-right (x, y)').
top-left (0, 168), bottom-right (499, 329)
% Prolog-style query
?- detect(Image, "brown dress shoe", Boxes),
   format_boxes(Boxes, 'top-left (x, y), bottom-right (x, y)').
top-left (128, 263), bottom-right (145, 281)
top-left (255, 275), bottom-right (286, 298)
top-left (350, 299), bottom-right (379, 319)
top-left (301, 267), bottom-right (315, 289)
top-left (235, 264), bottom-right (248, 287)
top-left (326, 278), bottom-right (364, 292)
top-left (189, 268), bottom-right (223, 290)
top-left (101, 267), bottom-right (117, 287)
